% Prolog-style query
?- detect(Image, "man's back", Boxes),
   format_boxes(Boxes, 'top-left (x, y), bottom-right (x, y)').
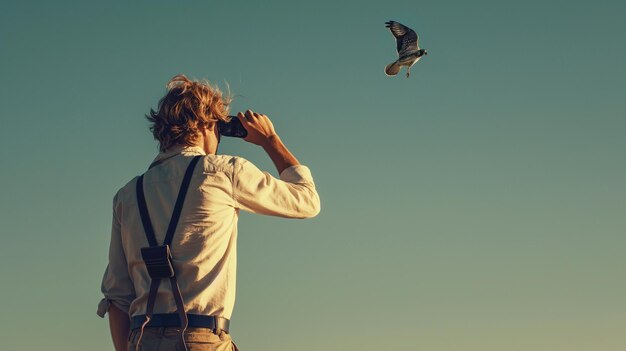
top-left (99, 145), bottom-right (320, 321)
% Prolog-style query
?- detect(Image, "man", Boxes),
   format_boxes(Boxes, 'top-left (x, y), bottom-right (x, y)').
top-left (97, 74), bottom-right (320, 351)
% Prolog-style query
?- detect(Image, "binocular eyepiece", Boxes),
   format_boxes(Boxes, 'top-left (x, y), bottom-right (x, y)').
top-left (218, 116), bottom-right (248, 138)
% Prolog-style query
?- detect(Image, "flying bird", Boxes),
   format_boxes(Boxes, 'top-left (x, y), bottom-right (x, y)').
top-left (384, 21), bottom-right (427, 78)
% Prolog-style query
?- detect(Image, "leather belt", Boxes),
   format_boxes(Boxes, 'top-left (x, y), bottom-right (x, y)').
top-left (131, 313), bottom-right (230, 333)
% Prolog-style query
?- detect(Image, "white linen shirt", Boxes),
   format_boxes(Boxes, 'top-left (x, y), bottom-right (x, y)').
top-left (97, 145), bottom-right (320, 320)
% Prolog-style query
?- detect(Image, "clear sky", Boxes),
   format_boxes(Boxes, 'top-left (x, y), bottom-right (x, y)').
top-left (1, 1), bottom-right (625, 350)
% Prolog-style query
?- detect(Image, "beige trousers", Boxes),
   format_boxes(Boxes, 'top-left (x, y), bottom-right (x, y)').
top-left (128, 327), bottom-right (238, 351)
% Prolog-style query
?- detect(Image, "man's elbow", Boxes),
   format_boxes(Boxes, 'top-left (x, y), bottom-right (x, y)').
top-left (300, 192), bottom-right (321, 218)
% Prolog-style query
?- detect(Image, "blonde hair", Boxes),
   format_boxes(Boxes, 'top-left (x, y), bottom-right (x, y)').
top-left (146, 74), bottom-right (232, 152)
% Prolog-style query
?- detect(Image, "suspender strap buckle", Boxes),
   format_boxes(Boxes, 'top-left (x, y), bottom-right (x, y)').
top-left (141, 245), bottom-right (175, 278)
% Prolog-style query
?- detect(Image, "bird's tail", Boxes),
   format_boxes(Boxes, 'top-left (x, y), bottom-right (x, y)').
top-left (385, 61), bottom-right (401, 76)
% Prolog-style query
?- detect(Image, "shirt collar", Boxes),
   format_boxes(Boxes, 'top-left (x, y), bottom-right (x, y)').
top-left (149, 144), bottom-right (206, 169)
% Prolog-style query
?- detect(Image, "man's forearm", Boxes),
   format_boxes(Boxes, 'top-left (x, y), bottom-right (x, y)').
top-left (108, 303), bottom-right (130, 351)
top-left (262, 135), bottom-right (300, 175)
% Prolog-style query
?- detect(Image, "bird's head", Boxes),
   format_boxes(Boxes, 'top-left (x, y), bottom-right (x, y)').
top-left (424, 50), bottom-right (428, 56)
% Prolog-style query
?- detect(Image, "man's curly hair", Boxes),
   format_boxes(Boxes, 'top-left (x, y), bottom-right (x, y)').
top-left (146, 74), bottom-right (232, 152)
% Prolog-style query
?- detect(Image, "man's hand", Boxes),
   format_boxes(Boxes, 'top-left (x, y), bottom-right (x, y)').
top-left (237, 109), bottom-right (300, 175)
top-left (238, 110), bottom-right (278, 146)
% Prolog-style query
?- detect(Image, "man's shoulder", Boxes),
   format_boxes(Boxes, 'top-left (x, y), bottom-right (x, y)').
top-left (201, 154), bottom-right (257, 173)
top-left (200, 154), bottom-right (239, 172)
top-left (111, 154), bottom-right (254, 205)
top-left (111, 175), bottom-right (140, 208)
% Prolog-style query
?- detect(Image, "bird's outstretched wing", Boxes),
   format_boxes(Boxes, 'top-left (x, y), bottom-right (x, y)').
top-left (385, 21), bottom-right (419, 56)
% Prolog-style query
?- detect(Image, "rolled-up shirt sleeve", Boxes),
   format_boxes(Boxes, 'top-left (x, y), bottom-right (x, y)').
top-left (233, 157), bottom-right (321, 218)
top-left (97, 192), bottom-right (136, 317)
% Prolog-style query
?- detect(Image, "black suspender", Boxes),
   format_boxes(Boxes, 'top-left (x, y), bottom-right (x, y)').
top-left (134, 155), bottom-right (202, 351)
top-left (137, 155), bottom-right (201, 247)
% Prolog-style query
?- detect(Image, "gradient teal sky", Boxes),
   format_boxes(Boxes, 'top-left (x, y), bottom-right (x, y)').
top-left (1, 1), bottom-right (625, 350)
